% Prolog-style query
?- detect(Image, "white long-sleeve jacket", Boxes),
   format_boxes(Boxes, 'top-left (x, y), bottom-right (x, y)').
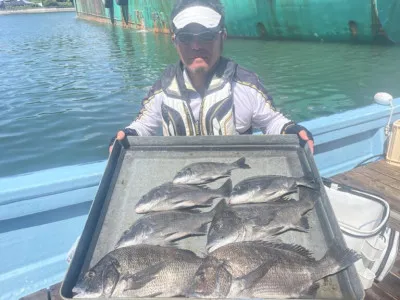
top-left (125, 57), bottom-right (293, 136)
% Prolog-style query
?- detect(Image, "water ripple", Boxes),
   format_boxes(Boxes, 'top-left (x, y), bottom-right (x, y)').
top-left (0, 13), bottom-right (399, 177)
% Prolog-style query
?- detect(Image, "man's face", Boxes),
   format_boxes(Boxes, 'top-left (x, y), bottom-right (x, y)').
top-left (173, 24), bottom-right (225, 74)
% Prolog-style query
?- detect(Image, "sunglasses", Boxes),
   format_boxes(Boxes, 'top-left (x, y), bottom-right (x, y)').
top-left (175, 31), bottom-right (222, 44)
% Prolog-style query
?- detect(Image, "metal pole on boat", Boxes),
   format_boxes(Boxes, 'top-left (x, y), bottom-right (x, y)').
top-left (374, 92), bottom-right (394, 136)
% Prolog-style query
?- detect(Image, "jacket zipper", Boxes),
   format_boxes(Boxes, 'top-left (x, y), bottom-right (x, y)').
top-left (184, 101), bottom-right (198, 136)
top-left (197, 96), bottom-right (206, 136)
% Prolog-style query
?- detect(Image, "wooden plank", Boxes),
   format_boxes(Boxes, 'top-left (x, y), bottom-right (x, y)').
top-left (353, 167), bottom-right (400, 191)
top-left (49, 282), bottom-right (62, 300)
top-left (391, 253), bottom-right (400, 279)
top-left (331, 172), bottom-right (381, 195)
top-left (371, 161), bottom-right (400, 180)
top-left (19, 289), bottom-right (48, 300)
top-left (388, 217), bottom-right (400, 233)
top-left (366, 283), bottom-right (397, 300)
top-left (374, 273), bottom-right (400, 299)
top-left (332, 171), bottom-right (400, 213)
top-left (347, 168), bottom-right (400, 198)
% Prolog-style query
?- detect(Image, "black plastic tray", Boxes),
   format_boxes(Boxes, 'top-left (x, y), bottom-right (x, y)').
top-left (61, 135), bottom-right (365, 300)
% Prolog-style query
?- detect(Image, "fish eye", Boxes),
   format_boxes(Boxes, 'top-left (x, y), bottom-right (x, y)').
top-left (197, 270), bottom-right (205, 278)
top-left (87, 271), bottom-right (95, 278)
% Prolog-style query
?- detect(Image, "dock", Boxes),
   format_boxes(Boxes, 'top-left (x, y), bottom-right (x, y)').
top-left (20, 160), bottom-right (400, 300)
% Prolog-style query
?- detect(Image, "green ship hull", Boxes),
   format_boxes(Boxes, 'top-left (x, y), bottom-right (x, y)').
top-left (74, 0), bottom-right (400, 44)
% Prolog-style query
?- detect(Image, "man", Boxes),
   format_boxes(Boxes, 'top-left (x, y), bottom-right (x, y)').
top-left (109, 0), bottom-right (314, 153)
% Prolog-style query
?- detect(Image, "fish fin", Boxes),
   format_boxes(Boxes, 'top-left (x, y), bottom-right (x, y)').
top-left (164, 240), bottom-right (179, 247)
top-left (185, 208), bottom-right (203, 213)
top-left (280, 194), bottom-right (296, 201)
top-left (280, 244), bottom-right (316, 261)
top-left (144, 292), bottom-right (163, 298)
top-left (298, 187), bottom-right (317, 209)
top-left (176, 207), bottom-right (208, 213)
top-left (190, 204), bottom-right (215, 210)
top-left (314, 242), bottom-right (361, 280)
top-left (163, 232), bottom-right (188, 242)
top-left (192, 176), bottom-right (230, 186)
top-left (299, 282), bottom-right (320, 298)
top-left (170, 198), bottom-right (189, 204)
top-left (234, 260), bottom-right (276, 291)
top-left (122, 262), bottom-right (165, 291)
top-left (197, 183), bottom-right (213, 190)
top-left (231, 157), bottom-right (251, 169)
top-left (102, 258), bottom-right (120, 297)
top-left (216, 179), bottom-right (233, 198)
top-left (267, 226), bottom-right (286, 236)
top-left (272, 197), bottom-right (290, 204)
top-left (247, 241), bottom-right (316, 261)
top-left (165, 230), bottom-right (207, 243)
top-left (265, 235), bottom-right (283, 243)
top-left (254, 210), bottom-right (278, 227)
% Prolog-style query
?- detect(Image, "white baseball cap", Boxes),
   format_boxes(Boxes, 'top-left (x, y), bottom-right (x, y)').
top-left (172, 6), bottom-right (222, 32)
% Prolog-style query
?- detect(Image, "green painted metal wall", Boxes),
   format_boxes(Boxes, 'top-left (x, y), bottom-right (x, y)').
top-left (376, 0), bottom-right (400, 43)
top-left (249, 0), bottom-right (374, 43)
top-left (74, 0), bottom-right (399, 44)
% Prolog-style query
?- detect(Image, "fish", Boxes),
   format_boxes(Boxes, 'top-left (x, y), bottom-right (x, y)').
top-left (115, 203), bottom-right (224, 248)
top-left (72, 244), bottom-right (203, 298)
top-left (230, 175), bottom-right (319, 204)
top-left (186, 241), bottom-right (361, 298)
top-left (206, 196), bottom-right (315, 252)
top-left (135, 179), bottom-right (232, 214)
top-left (172, 157), bottom-right (250, 185)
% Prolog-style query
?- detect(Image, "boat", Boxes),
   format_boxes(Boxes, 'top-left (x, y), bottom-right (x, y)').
top-left (1, 92), bottom-right (399, 299)
top-left (73, 0), bottom-right (400, 44)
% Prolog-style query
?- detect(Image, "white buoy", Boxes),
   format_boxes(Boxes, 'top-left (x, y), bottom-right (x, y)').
top-left (374, 92), bottom-right (395, 137)
top-left (374, 92), bottom-right (393, 106)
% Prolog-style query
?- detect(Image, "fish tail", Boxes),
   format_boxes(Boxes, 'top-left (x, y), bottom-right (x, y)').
top-left (232, 157), bottom-right (251, 169)
top-left (210, 199), bottom-right (229, 216)
top-left (297, 191), bottom-right (316, 211)
top-left (114, 240), bottom-right (122, 249)
top-left (313, 243), bottom-right (361, 281)
top-left (297, 176), bottom-right (320, 190)
top-left (299, 216), bottom-right (310, 231)
top-left (216, 179), bottom-right (233, 198)
top-left (114, 237), bottom-right (131, 249)
top-left (197, 222), bottom-right (210, 235)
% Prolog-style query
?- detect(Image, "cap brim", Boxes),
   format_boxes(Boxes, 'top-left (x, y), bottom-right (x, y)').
top-left (175, 24), bottom-right (221, 35)
top-left (173, 6), bottom-right (221, 31)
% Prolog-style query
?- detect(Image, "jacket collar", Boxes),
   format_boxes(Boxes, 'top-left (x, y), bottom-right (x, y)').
top-left (161, 57), bottom-right (237, 99)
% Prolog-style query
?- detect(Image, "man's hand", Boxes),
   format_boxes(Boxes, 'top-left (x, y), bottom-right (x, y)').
top-left (109, 131), bottom-right (126, 154)
top-left (298, 129), bottom-right (314, 154)
top-left (283, 124), bottom-right (314, 154)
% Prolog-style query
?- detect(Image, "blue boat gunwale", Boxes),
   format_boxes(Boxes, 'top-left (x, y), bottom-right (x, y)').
top-left (1, 98), bottom-right (399, 214)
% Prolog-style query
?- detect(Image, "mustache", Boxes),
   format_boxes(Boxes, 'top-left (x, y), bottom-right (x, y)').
top-left (189, 50), bottom-right (209, 57)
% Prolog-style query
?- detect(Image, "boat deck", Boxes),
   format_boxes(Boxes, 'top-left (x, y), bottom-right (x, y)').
top-left (20, 160), bottom-right (400, 300)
